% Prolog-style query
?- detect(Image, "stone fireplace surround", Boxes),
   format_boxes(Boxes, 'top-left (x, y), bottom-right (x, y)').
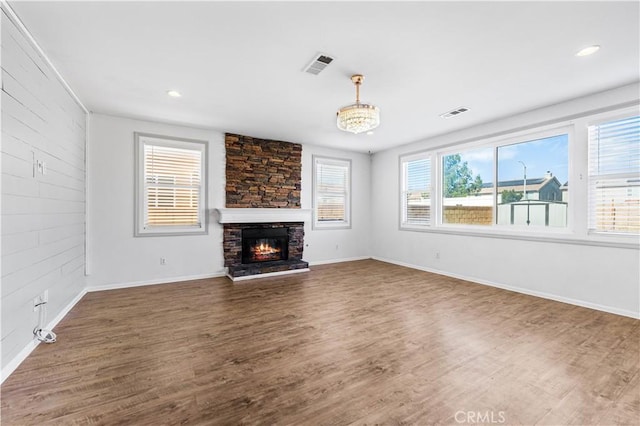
top-left (216, 208), bottom-right (312, 280)
top-left (219, 134), bottom-right (310, 281)
top-left (222, 221), bottom-right (308, 280)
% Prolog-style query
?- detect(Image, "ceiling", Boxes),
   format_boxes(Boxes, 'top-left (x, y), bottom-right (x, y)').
top-left (8, 1), bottom-right (640, 153)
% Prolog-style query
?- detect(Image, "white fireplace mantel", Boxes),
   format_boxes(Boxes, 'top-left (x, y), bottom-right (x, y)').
top-left (214, 208), bottom-right (312, 224)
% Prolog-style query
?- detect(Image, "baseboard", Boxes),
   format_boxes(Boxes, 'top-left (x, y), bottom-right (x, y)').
top-left (371, 256), bottom-right (640, 320)
top-left (1, 288), bottom-right (88, 384)
top-left (308, 256), bottom-right (371, 266)
top-left (86, 272), bottom-right (226, 292)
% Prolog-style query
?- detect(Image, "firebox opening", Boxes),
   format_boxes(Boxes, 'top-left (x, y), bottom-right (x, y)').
top-left (242, 227), bottom-right (289, 264)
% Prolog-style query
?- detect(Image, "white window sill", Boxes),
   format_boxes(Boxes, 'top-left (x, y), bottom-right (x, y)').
top-left (135, 226), bottom-right (208, 237)
top-left (399, 224), bottom-right (639, 249)
top-left (313, 221), bottom-right (351, 230)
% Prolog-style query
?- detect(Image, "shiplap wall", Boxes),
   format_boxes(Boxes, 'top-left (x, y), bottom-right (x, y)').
top-left (1, 9), bottom-right (86, 370)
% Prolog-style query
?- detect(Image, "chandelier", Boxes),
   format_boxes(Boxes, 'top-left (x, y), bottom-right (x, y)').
top-left (336, 74), bottom-right (380, 134)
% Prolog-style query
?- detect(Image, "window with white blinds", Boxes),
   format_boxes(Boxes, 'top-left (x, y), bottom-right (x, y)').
top-left (401, 154), bottom-right (431, 228)
top-left (313, 156), bottom-right (351, 229)
top-left (588, 115), bottom-right (640, 234)
top-left (135, 133), bottom-right (207, 236)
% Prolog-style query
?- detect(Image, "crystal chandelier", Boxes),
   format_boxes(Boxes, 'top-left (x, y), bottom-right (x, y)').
top-left (336, 74), bottom-right (380, 134)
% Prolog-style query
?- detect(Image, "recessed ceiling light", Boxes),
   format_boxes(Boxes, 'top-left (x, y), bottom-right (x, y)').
top-left (167, 90), bottom-right (182, 97)
top-left (366, 131), bottom-right (374, 135)
top-left (575, 45), bottom-right (600, 57)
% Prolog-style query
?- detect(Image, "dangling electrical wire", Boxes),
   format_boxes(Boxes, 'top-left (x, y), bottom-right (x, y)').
top-left (33, 300), bottom-right (56, 344)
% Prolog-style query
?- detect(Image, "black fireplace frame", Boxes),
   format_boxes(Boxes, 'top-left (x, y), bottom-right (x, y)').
top-left (241, 227), bottom-right (289, 264)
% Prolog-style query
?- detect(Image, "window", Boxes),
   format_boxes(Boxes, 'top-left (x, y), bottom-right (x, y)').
top-left (135, 133), bottom-right (207, 236)
top-left (588, 115), bottom-right (640, 234)
top-left (397, 107), bottom-right (639, 247)
top-left (401, 154), bottom-right (431, 228)
top-left (442, 146), bottom-right (494, 226)
top-left (313, 156), bottom-right (351, 229)
top-left (496, 134), bottom-right (569, 228)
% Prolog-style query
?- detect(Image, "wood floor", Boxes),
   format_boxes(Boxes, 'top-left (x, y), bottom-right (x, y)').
top-left (1, 260), bottom-right (638, 425)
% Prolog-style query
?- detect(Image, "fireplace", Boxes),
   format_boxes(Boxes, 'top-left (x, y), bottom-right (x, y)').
top-left (242, 227), bottom-right (289, 264)
top-left (221, 221), bottom-right (309, 279)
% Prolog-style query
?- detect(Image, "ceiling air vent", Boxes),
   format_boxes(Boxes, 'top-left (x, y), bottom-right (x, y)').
top-left (303, 53), bottom-right (334, 75)
top-left (440, 106), bottom-right (470, 118)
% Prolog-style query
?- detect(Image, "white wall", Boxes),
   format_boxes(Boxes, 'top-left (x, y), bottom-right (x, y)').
top-left (371, 83), bottom-right (640, 318)
top-left (87, 114), bottom-right (226, 289)
top-left (88, 114), bottom-right (371, 288)
top-left (301, 145), bottom-right (371, 264)
top-left (1, 10), bottom-right (87, 370)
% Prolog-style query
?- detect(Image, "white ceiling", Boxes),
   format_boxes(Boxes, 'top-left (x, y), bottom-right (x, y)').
top-left (9, 1), bottom-right (640, 153)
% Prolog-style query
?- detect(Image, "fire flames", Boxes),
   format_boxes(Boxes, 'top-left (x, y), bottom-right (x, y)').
top-left (251, 240), bottom-right (281, 261)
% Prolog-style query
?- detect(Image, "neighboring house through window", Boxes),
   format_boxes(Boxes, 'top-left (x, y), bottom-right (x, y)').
top-left (135, 133), bottom-right (208, 236)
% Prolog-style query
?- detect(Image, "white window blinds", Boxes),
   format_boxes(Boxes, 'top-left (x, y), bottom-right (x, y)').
top-left (402, 156), bottom-right (431, 226)
top-left (588, 115), bottom-right (640, 234)
top-left (143, 143), bottom-right (203, 229)
top-left (314, 157), bottom-right (350, 226)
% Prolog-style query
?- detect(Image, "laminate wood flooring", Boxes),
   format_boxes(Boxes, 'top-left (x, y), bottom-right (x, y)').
top-left (1, 260), bottom-right (638, 425)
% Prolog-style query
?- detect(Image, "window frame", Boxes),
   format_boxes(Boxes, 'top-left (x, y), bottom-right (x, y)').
top-left (312, 155), bottom-right (352, 230)
top-left (134, 132), bottom-right (208, 237)
top-left (400, 151), bottom-right (432, 230)
top-left (398, 124), bottom-right (577, 236)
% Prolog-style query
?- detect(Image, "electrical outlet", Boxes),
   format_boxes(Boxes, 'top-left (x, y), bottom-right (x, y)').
top-left (160, 257), bottom-right (167, 265)
top-left (435, 251), bottom-right (441, 260)
top-left (33, 290), bottom-right (49, 311)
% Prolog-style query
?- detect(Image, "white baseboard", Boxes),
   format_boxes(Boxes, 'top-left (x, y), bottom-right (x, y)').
top-left (372, 256), bottom-right (640, 320)
top-left (86, 272), bottom-right (226, 292)
top-left (1, 288), bottom-right (88, 384)
top-left (308, 256), bottom-right (371, 266)
top-left (229, 268), bottom-right (310, 282)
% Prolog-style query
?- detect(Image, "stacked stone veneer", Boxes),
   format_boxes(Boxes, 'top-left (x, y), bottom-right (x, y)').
top-left (225, 133), bottom-right (301, 208)
top-left (223, 133), bottom-right (307, 278)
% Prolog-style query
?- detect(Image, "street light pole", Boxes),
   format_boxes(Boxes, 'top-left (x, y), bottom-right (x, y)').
top-left (518, 161), bottom-right (527, 200)
top-left (518, 161), bottom-right (530, 225)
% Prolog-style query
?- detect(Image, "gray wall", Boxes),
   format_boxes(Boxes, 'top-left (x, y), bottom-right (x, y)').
top-left (1, 9), bottom-right (87, 371)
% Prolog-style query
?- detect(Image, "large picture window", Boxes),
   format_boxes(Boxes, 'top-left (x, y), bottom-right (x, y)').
top-left (135, 133), bottom-right (207, 236)
top-left (313, 156), bottom-right (351, 229)
top-left (588, 115), bottom-right (639, 234)
top-left (440, 133), bottom-right (569, 228)
top-left (401, 154), bottom-right (431, 228)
